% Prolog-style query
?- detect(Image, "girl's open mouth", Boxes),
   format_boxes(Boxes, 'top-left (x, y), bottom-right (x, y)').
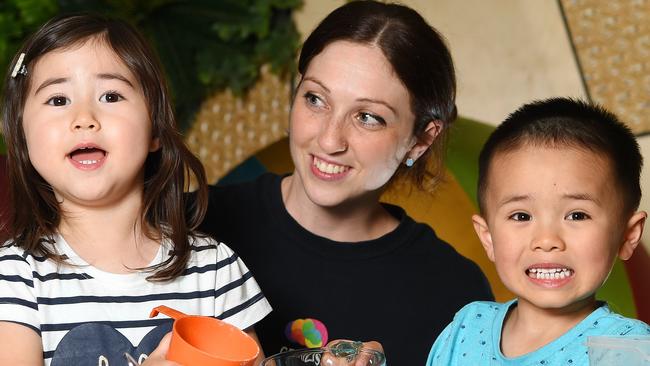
top-left (69, 146), bottom-right (107, 169)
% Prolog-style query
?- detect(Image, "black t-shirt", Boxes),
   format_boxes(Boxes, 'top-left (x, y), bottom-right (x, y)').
top-left (199, 173), bottom-right (494, 365)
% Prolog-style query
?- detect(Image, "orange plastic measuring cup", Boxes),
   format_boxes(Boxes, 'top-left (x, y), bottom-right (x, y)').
top-left (150, 305), bottom-right (259, 366)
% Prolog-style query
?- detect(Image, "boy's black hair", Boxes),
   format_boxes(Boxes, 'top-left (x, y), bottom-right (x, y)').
top-left (477, 97), bottom-right (642, 214)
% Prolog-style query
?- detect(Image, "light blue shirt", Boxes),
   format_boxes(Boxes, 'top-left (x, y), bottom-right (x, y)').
top-left (427, 300), bottom-right (650, 366)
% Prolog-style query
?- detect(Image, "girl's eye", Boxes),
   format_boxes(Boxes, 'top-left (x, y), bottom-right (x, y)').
top-left (99, 91), bottom-right (124, 103)
top-left (566, 212), bottom-right (590, 221)
top-left (46, 96), bottom-right (69, 106)
top-left (509, 212), bottom-right (531, 221)
top-left (304, 92), bottom-right (325, 108)
top-left (357, 112), bottom-right (385, 127)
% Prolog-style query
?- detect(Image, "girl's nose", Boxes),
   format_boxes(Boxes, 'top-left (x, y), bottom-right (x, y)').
top-left (317, 116), bottom-right (348, 154)
top-left (71, 107), bottom-right (101, 131)
top-left (73, 120), bottom-right (99, 130)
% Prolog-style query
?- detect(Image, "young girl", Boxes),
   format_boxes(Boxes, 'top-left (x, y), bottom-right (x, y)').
top-left (0, 13), bottom-right (270, 365)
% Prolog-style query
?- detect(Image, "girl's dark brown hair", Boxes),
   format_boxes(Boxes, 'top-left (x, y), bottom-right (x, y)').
top-left (0, 13), bottom-right (208, 281)
top-left (298, 0), bottom-right (457, 191)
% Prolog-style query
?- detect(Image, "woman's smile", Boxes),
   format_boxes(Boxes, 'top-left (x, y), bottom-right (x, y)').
top-left (310, 155), bottom-right (351, 179)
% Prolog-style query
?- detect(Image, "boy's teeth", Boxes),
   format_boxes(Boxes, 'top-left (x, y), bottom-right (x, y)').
top-left (527, 267), bottom-right (573, 280)
top-left (79, 160), bottom-right (98, 165)
top-left (313, 157), bottom-right (348, 174)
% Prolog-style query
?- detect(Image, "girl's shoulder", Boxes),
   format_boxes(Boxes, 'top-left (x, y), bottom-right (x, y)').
top-left (0, 241), bottom-right (40, 276)
top-left (187, 234), bottom-right (240, 264)
top-left (0, 240), bottom-right (21, 253)
top-left (0, 241), bottom-right (32, 263)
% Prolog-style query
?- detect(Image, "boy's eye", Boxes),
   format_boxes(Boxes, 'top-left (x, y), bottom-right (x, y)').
top-left (99, 91), bottom-right (124, 103)
top-left (46, 96), bottom-right (69, 106)
top-left (357, 112), bottom-right (385, 127)
top-left (509, 212), bottom-right (531, 221)
top-left (566, 212), bottom-right (590, 221)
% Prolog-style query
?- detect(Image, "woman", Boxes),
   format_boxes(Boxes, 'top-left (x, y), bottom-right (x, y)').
top-left (199, 1), bottom-right (493, 364)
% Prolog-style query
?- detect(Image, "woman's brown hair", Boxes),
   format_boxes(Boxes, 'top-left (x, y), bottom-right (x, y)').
top-left (298, 0), bottom-right (457, 192)
top-left (1, 13), bottom-right (208, 281)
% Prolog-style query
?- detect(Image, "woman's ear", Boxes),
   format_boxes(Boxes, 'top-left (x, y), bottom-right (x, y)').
top-left (149, 137), bottom-right (161, 152)
top-left (407, 120), bottom-right (443, 162)
top-left (472, 214), bottom-right (496, 262)
top-left (619, 211), bottom-right (647, 260)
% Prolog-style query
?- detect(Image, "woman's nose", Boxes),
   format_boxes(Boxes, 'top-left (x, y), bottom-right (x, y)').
top-left (317, 116), bottom-right (348, 154)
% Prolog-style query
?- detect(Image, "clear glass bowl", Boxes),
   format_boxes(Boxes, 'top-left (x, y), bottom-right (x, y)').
top-left (261, 341), bottom-right (386, 366)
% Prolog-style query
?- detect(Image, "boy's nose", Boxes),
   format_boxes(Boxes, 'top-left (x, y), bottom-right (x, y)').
top-left (531, 231), bottom-right (566, 252)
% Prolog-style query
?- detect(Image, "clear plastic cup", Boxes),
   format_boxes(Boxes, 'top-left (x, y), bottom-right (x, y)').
top-left (260, 341), bottom-right (386, 366)
top-left (586, 336), bottom-right (650, 366)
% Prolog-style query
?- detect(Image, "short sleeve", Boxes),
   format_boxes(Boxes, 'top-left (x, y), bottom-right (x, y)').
top-left (426, 301), bottom-right (502, 366)
top-left (426, 320), bottom-right (455, 366)
top-left (0, 245), bottom-right (40, 334)
top-left (211, 240), bottom-right (272, 330)
top-left (614, 318), bottom-right (650, 336)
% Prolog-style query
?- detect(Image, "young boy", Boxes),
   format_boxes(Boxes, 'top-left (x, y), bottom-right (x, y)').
top-left (427, 97), bottom-right (650, 365)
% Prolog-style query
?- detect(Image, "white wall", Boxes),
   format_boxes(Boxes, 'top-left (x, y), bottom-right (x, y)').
top-left (295, 0), bottom-right (587, 125)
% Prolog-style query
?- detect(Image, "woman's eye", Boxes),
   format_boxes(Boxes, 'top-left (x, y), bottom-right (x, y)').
top-left (566, 212), bottom-right (590, 221)
top-left (304, 92), bottom-right (324, 108)
top-left (509, 212), bottom-right (531, 221)
top-left (357, 112), bottom-right (385, 127)
top-left (46, 96), bottom-right (69, 106)
top-left (99, 91), bottom-right (124, 103)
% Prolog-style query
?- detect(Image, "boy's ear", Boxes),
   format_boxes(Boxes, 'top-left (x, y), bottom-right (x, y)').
top-left (618, 211), bottom-right (647, 260)
top-left (406, 120), bottom-right (443, 162)
top-left (472, 214), bottom-right (496, 262)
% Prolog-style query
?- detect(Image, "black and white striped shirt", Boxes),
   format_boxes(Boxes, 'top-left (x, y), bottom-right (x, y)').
top-left (0, 234), bottom-right (271, 365)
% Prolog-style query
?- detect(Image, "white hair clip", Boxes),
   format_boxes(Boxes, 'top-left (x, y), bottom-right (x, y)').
top-left (11, 53), bottom-right (27, 78)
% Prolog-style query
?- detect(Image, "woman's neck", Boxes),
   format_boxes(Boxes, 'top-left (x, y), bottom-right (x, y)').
top-left (500, 297), bottom-right (598, 358)
top-left (281, 174), bottom-right (399, 242)
top-left (57, 189), bottom-right (160, 273)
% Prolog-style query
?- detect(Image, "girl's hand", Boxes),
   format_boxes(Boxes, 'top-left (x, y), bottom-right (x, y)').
top-left (139, 332), bottom-right (180, 366)
top-left (244, 327), bottom-right (266, 365)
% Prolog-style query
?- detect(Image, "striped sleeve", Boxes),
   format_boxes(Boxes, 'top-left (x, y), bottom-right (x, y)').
top-left (209, 239), bottom-right (271, 330)
top-left (0, 245), bottom-right (41, 334)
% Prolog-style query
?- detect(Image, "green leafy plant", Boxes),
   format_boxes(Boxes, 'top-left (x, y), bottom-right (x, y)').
top-left (0, 0), bottom-right (58, 86)
top-left (0, 0), bottom-right (302, 133)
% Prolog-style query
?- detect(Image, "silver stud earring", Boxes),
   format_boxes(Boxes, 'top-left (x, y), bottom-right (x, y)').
top-left (405, 158), bottom-right (414, 167)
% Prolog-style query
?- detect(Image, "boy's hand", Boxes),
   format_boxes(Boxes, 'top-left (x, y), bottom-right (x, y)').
top-left (139, 332), bottom-right (180, 366)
